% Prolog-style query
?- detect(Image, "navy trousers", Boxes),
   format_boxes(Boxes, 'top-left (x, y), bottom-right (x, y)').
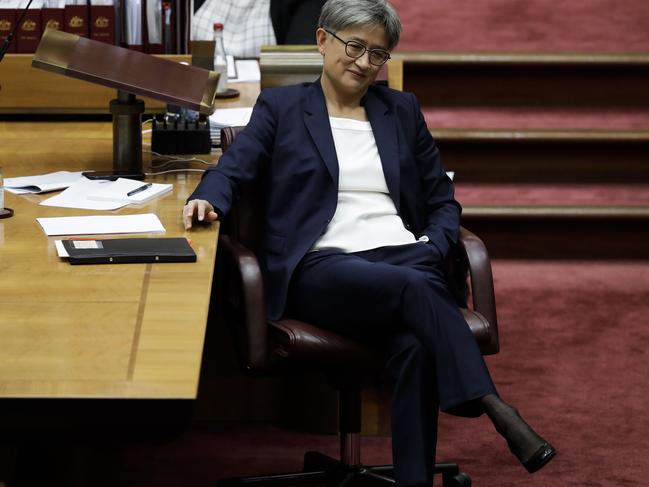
top-left (286, 242), bottom-right (497, 486)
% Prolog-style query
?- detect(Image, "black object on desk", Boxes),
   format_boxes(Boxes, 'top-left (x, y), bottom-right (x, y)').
top-left (62, 238), bottom-right (197, 264)
top-left (151, 115), bottom-right (212, 155)
top-left (127, 183), bottom-right (153, 196)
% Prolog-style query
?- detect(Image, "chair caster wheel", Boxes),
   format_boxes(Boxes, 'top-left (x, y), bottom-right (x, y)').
top-left (444, 472), bottom-right (471, 487)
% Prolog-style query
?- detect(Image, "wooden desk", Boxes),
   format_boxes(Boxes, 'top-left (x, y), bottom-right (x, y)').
top-left (0, 133), bottom-right (216, 401)
top-left (0, 82), bottom-right (258, 401)
top-left (0, 82), bottom-right (380, 443)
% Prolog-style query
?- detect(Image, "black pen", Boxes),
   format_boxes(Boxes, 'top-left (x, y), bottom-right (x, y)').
top-left (127, 183), bottom-right (152, 197)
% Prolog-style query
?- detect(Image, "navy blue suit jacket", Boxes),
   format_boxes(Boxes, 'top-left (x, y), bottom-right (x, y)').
top-left (189, 80), bottom-right (461, 320)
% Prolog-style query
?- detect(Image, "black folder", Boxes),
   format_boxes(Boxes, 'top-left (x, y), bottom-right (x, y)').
top-left (62, 237), bottom-right (196, 264)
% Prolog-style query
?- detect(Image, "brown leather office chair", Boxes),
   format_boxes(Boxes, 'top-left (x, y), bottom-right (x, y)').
top-left (215, 126), bottom-right (500, 487)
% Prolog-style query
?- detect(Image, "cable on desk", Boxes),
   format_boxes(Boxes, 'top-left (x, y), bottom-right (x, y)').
top-left (145, 168), bottom-right (207, 176)
top-left (143, 149), bottom-right (215, 176)
top-left (145, 150), bottom-right (212, 167)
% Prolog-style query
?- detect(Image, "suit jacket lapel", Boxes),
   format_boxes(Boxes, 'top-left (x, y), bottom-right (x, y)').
top-left (364, 88), bottom-right (401, 212)
top-left (303, 81), bottom-right (339, 187)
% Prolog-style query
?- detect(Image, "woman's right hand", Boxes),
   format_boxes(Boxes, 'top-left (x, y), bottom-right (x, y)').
top-left (182, 199), bottom-right (219, 230)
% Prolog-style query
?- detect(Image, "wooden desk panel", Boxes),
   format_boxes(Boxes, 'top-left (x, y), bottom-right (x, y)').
top-left (0, 120), bottom-right (219, 399)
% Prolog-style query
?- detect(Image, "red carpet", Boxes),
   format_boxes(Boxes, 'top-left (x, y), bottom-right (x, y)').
top-left (454, 183), bottom-right (649, 206)
top-left (108, 260), bottom-right (649, 486)
top-left (422, 107), bottom-right (649, 131)
top-left (436, 260), bottom-right (649, 486)
top-left (391, 0), bottom-right (649, 53)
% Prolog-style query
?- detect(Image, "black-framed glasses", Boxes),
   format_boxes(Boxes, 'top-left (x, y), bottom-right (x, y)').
top-left (324, 29), bottom-right (391, 66)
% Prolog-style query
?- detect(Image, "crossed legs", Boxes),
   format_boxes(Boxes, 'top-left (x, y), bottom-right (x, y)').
top-left (287, 243), bottom-right (554, 485)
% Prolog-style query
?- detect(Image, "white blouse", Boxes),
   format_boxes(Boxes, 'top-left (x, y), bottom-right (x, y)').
top-left (311, 117), bottom-right (423, 253)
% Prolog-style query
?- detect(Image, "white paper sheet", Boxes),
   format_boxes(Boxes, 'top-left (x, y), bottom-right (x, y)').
top-left (4, 171), bottom-right (85, 194)
top-left (37, 213), bottom-right (165, 236)
top-left (40, 178), bottom-right (128, 210)
top-left (54, 240), bottom-right (70, 258)
top-left (230, 59), bottom-right (260, 82)
top-left (87, 178), bottom-right (173, 205)
top-left (209, 107), bottom-right (253, 130)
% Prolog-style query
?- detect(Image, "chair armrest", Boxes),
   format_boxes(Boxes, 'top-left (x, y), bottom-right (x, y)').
top-left (458, 226), bottom-right (500, 354)
top-left (218, 235), bottom-right (271, 370)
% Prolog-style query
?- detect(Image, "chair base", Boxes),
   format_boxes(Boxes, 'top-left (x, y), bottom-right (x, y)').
top-left (218, 450), bottom-right (471, 487)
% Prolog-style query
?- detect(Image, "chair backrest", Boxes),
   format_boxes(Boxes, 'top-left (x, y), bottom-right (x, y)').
top-left (259, 45), bottom-right (322, 89)
top-left (219, 126), bottom-right (266, 253)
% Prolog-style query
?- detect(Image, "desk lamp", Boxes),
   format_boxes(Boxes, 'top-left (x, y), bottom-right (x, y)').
top-left (31, 28), bottom-right (220, 180)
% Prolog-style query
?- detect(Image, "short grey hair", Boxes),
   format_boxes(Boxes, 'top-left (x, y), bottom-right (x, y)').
top-left (318, 0), bottom-right (402, 50)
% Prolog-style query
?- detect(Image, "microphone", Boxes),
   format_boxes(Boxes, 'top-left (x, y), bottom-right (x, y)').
top-left (0, 0), bottom-right (36, 63)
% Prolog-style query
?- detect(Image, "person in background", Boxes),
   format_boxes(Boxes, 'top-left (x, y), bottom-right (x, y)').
top-left (192, 0), bottom-right (325, 58)
top-left (184, 0), bottom-right (556, 484)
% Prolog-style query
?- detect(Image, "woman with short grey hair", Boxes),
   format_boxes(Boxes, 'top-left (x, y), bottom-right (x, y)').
top-left (318, 0), bottom-right (402, 50)
top-left (184, 0), bottom-right (555, 484)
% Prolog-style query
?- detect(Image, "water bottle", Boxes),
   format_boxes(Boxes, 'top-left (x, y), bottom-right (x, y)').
top-left (213, 22), bottom-right (228, 93)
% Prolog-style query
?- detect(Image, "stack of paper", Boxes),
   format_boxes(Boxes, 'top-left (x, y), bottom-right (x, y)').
top-left (40, 178), bottom-right (126, 210)
top-left (38, 213), bottom-right (166, 236)
top-left (209, 107), bottom-right (253, 145)
top-left (39, 177), bottom-right (172, 210)
top-left (4, 171), bottom-right (84, 194)
top-left (87, 178), bottom-right (173, 205)
top-left (230, 59), bottom-right (261, 83)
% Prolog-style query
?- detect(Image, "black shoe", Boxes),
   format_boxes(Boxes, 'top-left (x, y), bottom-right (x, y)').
top-left (520, 442), bottom-right (556, 473)
top-left (481, 395), bottom-right (556, 474)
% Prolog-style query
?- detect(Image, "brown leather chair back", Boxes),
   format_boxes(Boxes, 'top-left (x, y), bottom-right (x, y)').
top-left (219, 126), bottom-right (266, 253)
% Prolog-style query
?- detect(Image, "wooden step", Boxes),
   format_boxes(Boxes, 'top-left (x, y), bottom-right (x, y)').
top-left (460, 201), bottom-right (649, 259)
top-left (462, 205), bottom-right (649, 219)
top-left (435, 129), bottom-right (649, 183)
top-left (392, 52), bottom-right (649, 109)
top-left (453, 181), bottom-right (649, 259)
top-left (462, 211), bottom-right (649, 259)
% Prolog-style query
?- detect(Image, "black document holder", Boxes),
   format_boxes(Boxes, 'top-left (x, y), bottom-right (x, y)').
top-left (62, 238), bottom-right (197, 264)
